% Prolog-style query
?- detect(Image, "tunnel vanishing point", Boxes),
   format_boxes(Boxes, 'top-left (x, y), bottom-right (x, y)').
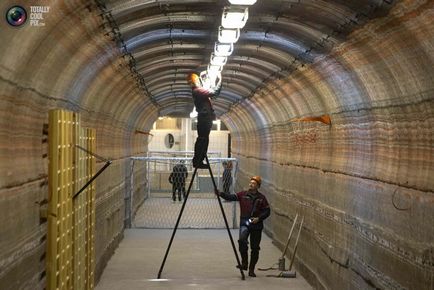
top-left (0, 0), bottom-right (433, 289)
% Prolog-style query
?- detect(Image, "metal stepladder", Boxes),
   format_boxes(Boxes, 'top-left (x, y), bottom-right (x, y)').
top-left (157, 156), bottom-right (246, 280)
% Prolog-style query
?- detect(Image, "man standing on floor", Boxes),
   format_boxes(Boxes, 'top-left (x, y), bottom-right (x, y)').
top-left (187, 72), bottom-right (221, 169)
top-left (216, 176), bottom-right (270, 277)
top-left (168, 161), bottom-right (188, 201)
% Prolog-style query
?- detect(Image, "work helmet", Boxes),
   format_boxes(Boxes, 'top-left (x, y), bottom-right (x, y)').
top-left (250, 176), bottom-right (262, 188)
top-left (187, 73), bottom-right (200, 87)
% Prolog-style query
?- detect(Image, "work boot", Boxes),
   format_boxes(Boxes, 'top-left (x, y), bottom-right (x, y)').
top-left (249, 250), bottom-right (259, 277)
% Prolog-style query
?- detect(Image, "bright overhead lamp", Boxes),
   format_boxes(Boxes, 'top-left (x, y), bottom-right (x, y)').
top-left (218, 26), bottom-right (240, 43)
top-left (208, 64), bottom-right (223, 73)
top-left (210, 53), bottom-right (227, 66)
top-left (214, 42), bottom-right (234, 57)
top-left (221, 6), bottom-right (248, 29)
top-left (200, 69), bottom-right (222, 90)
top-left (228, 0), bottom-right (257, 4)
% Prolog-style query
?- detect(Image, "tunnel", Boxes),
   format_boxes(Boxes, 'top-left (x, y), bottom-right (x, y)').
top-left (0, 0), bottom-right (433, 289)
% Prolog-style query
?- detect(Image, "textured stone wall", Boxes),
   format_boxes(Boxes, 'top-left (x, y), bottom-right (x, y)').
top-left (224, 1), bottom-right (434, 289)
top-left (0, 0), bottom-right (433, 289)
top-left (0, 1), bottom-right (157, 289)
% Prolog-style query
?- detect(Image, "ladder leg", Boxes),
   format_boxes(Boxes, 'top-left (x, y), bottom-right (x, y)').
top-left (157, 167), bottom-right (198, 278)
top-left (205, 156), bottom-right (245, 280)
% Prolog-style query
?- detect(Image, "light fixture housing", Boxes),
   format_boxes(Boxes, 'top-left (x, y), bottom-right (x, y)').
top-left (221, 6), bottom-right (248, 29)
top-left (200, 69), bottom-right (221, 90)
top-left (218, 26), bottom-right (240, 43)
top-left (214, 42), bottom-right (234, 57)
top-left (210, 53), bottom-right (227, 66)
top-left (208, 64), bottom-right (223, 73)
top-left (228, 0), bottom-right (257, 4)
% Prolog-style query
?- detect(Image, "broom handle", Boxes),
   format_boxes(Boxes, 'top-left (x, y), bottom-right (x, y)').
top-left (289, 216), bottom-right (304, 271)
top-left (281, 213), bottom-right (299, 258)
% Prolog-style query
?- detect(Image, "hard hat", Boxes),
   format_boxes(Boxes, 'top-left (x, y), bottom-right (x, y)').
top-left (250, 176), bottom-right (262, 187)
top-left (187, 73), bottom-right (200, 87)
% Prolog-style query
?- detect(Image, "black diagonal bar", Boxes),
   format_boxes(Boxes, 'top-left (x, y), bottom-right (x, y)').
top-left (73, 144), bottom-right (112, 200)
top-left (157, 167), bottom-right (198, 279)
top-left (206, 156), bottom-right (245, 280)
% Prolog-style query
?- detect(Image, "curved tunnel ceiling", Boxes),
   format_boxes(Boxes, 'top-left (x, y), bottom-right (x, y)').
top-left (98, 0), bottom-right (394, 118)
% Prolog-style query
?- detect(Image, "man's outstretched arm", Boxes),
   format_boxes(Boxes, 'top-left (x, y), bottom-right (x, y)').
top-left (214, 189), bottom-right (238, 201)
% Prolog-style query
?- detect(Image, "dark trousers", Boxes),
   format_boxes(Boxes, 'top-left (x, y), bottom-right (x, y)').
top-left (193, 115), bottom-right (213, 165)
top-left (238, 223), bottom-right (262, 270)
top-left (172, 184), bottom-right (186, 201)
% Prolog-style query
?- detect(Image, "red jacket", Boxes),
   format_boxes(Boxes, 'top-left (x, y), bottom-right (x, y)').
top-left (192, 85), bottom-right (221, 119)
top-left (220, 190), bottom-right (270, 229)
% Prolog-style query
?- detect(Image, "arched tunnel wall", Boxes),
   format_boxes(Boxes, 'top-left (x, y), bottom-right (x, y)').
top-left (223, 2), bottom-right (434, 289)
top-left (0, 1), bottom-right (158, 288)
top-left (0, 1), bottom-right (432, 289)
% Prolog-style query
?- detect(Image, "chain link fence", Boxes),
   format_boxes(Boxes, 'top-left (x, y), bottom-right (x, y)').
top-left (127, 153), bottom-right (239, 229)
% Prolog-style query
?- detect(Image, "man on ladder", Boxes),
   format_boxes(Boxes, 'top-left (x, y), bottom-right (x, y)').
top-left (187, 72), bottom-right (221, 169)
top-left (159, 73), bottom-right (248, 280)
top-left (216, 176), bottom-right (271, 277)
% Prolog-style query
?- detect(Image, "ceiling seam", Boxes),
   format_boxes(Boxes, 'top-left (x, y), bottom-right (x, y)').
top-left (95, 0), bottom-right (159, 108)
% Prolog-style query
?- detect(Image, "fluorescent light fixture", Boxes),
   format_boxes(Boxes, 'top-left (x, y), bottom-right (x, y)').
top-left (228, 0), bottom-right (257, 5)
top-left (206, 69), bottom-right (222, 88)
top-left (207, 65), bottom-right (222, 86)
top-left (218, 26), bottom-right (240, 43)
top-left (214, 42), bottom-right (234, 57)
top-left (221, 6), bottom-right (248, 29)
top-left (210, 53), bottom-right (227, 66)
top-left (208, 64), bottom-right (223, 73)
top-left (200, 70), bottom-right (212, 90)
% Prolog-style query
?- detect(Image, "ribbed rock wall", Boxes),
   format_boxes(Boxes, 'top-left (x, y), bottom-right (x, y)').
top-left (224, 1), bottom-right (434, 289)
top-left (0, 0), bottom-right (433, 289)
top-left (0, 1), bottom-right (157, 289)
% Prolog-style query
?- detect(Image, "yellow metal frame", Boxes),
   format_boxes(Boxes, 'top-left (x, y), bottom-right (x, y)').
top-left (48, 110), bottom-right (95, 290)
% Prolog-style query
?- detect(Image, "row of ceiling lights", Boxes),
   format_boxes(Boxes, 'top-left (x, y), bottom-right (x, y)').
top-left (200, 0), bottom-right (257, 89)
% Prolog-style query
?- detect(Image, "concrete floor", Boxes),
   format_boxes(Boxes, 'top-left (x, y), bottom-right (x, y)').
top-left (96, 229), bottom-right (312, 290)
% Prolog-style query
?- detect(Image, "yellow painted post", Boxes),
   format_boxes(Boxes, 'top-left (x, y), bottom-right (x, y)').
top-left (86, 128), bottom-right (96, 289)
top-left (74, 118), bottom-right (86, 290)
top-left (64, 110), bottom-right (74, 290)
top-left (47, 110), bottom-right (59, 290)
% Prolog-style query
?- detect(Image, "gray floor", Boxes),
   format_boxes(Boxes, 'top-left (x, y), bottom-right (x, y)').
top-left (96, 229), bottom-right (312, 290)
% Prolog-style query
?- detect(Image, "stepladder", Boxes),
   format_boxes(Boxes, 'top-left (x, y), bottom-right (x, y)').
top-left (157, 156), bottom-right (245, 280)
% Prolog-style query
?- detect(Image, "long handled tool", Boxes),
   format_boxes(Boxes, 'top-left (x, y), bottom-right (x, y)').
top-left (157, 155), bottom-right (245, 280)
top-left (258, 213), bottom-right (299, 271)
top-left (279, 216), bottom-right (304, 278)
top-left (279, 213), bottom-right (300, 271)
top-left (262, 215), bottom-right (304, 278)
